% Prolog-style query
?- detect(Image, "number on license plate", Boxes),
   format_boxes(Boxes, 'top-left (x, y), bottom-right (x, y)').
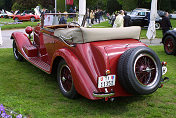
top-left (98, 75), bottom-right (116, 88)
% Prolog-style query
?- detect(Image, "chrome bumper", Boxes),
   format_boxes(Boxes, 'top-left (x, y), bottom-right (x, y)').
top-left (93, 92), bottom-right (115, 98)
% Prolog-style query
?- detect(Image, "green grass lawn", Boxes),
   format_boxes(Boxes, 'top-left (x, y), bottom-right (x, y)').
top-left (0, 46), bottom-right (175, 118)
top-left (0, 18), bottom-right (39, 30)
top-left (93, 19), bottom-right (176, 39)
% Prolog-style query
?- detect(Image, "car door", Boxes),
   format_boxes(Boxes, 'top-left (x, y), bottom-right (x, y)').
top-left (20, 13), bottom-right (28, 20)
top-left (40, 28), bottom-right (56, 64)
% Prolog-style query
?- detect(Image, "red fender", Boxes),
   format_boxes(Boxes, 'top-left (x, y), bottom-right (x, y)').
top-left (51, 48), bottom-right (99, 100)
top-left (11, 32), bottom-right (32, 55)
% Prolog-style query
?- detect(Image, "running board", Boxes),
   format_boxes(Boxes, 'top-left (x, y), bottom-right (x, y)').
top-left (28, 57), bottom-right (50, 73)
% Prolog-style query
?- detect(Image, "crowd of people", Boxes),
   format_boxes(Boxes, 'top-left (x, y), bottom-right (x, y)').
top-left (110, 10), bottom-right (131, 28)
top-left (41, 7), bottom-right (173, 37)
top-left (86, 8), bottom-right (105, 26)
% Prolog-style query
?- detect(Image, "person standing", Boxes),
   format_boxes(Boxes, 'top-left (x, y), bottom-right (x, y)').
top-left (94, 10), bottom-right (98, 23)
top-left (73, 8), bottom-right (77, 22)
top-left (86, 8), bottom-right (90, 25)
top-left (113, 10), bottom-right (124, 28)
top-left (97, 9), bottom-right (101, 23)
top-left (161, 12), bottom-right (172, 36)
top-left (90, 10), bottom-right (95, 24)
top-left (123, 11), bottom-right (131, 27)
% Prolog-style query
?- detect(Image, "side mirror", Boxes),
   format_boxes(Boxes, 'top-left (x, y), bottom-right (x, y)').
top-left (25, 26), bottom-right (33, 39)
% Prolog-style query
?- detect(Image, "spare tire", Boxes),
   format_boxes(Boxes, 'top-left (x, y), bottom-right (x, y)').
top-left (117, 46), bottom-right (162, 95)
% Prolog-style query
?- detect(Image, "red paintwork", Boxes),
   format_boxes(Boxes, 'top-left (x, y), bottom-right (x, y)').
top-left (13, 14), bottom-right (40, 21)
top-left (25, 26), bottom-right (33, 34)
top-left (11, 25), bottom-right (148, 100)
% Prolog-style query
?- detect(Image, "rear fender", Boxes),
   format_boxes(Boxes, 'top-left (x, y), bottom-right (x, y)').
top-left (11, 32), bottom-right (32, 54)
top-left (51, 48), bottom-right (99, 100)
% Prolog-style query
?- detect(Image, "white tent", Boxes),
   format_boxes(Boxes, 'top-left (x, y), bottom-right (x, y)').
top-left (0, 27), bottom-right (3, 45)
top-left (146, 0), bottom-right (158, 42)
top-left (78, 0), bottom-right (86, 26)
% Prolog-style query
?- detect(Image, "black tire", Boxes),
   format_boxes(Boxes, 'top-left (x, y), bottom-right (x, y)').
top-left (57, 60), bottom-right (78, 99)
top-left (30, 17), bottom-right (35, 22)
top-left (117, 46), bottom-right (162, 95)
top-left (163, 35), bottom-right (176, 55)
top-left (14, 17), bottom-right (19, 22)
top-left (13, 40), bottom-right (24, 61)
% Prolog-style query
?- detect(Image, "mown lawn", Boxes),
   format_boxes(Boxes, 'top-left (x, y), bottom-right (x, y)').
top-left (0, 18), bottom-right (39, 30)
top-left (0, 46), bottom-right (175, 118)
top-left (93, 19), bottom-right (176, 39)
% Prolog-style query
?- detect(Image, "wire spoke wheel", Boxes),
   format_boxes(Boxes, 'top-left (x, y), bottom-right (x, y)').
top-left (12, 40), bottom-right (23, 61)
top-left (134, 54), bottom-right (158, 86)
top-left (118, 46), bottom-right (162, 95)
top-left (57, 60), bottom-right (78, 99)
top-left (164, 35), bottom-right (176, 55)
top-left (60, 65), bottom-right (73, 92)
top-left (165, 38), bottom-right (174, 53)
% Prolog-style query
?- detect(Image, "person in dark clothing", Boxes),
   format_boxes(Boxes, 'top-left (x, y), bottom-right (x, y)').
top-left (161, 12), bottom-right (172, 36)
top-left (123, 11), bottom-right (131, 27)
top-left (69, 7), bottom-right (74, 18)
top-left (94, 10), bottom-right (98, 22)
top-left (97, 9), bottom-right (101, 23)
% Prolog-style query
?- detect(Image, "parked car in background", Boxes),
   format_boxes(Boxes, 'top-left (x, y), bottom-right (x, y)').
top-left (0, 9), bottom-right (8, 18)
top-left (10, 13), bottom-right (169, 101)
top-left (170, 11), bottom-right (176, 19)
top-left (13, 10), bottom-right (40, 22)
top-left (162, 29), bottom-right (176, 55)
top-left (129, 9), bottom-right (162, 29)
top-left (6, 11), bottom-right (14, 18)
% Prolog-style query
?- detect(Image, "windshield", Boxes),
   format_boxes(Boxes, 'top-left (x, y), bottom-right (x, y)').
top-left (42, 13), bottom-right (79, 27)
top-left (131, 11), bottom-right (138, 15)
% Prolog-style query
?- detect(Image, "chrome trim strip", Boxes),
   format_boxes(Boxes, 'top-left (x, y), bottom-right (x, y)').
top-left (58, 34), bottom-right (75, 47)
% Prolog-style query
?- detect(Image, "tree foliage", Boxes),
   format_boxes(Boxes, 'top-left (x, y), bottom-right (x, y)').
top-left (107, 0), bottom-right (122, 14)
top-left (1, 0), bottom-right (176, 13)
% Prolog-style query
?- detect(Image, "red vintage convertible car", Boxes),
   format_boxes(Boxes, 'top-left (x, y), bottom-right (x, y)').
top-left (13, 12), bottom-right (40, 22)
top-left (11, 13), bottom-right (168, 101)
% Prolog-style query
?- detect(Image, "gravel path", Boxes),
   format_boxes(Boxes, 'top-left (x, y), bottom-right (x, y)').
top-left (0, 29), bottom-right (25, 48)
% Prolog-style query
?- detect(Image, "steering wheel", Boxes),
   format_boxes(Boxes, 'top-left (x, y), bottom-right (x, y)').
top-left (67, 22), bottom-right (80, 28)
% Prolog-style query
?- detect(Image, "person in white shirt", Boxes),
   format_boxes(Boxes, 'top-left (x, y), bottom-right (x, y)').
top-left (113, 10), bottom-right (124, 28)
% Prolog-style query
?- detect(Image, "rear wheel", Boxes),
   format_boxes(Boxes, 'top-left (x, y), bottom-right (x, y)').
top-left (30, 17), bottom-right (35, 22)
top-left (13, 40), bottom-right (24, 61)
top-left (155, 22), bottom-right (160, 29)
top-left (57, 60), bottom-right (78, 99)
top-left (118, 46), bottom-right (162, 95)
top-left (163, 35), bottom-right (176, 55)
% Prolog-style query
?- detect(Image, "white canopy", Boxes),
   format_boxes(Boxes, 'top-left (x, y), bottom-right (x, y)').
top-left (146, 0), bottom-right (158, 40)
top-left (78, 0), bottom-right (86, 25)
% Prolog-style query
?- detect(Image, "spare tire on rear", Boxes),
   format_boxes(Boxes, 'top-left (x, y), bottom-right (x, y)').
top-left (117, 46), bottom-right (162, 95)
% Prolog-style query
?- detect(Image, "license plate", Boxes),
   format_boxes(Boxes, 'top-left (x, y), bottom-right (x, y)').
top-left (162, 66), bottom-right (167, 75)
top-left (98, 75), bottom-right (116, 88)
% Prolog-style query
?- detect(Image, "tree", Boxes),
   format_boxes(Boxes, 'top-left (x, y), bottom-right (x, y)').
top-left (0, 0), bottom-right (13, 11)
top-left (107, 0), bottom-right (122, 14)
top-left (57, 0), bottom-right (65, 12)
